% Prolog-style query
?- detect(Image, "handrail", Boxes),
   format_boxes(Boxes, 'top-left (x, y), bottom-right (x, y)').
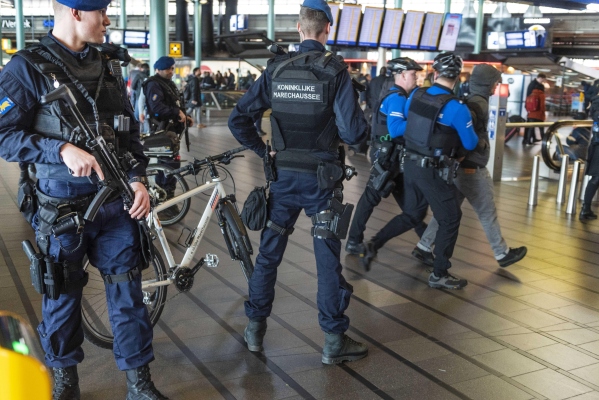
top-left (540, 120), bottom-right (593, 172)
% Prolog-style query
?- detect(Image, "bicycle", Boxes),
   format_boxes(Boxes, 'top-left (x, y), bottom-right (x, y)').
top-left (80, 146), bottom-right (254, 349)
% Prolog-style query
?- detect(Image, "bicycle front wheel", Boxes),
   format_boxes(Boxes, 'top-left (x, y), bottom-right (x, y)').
top-left (222, 202), bottom-right (255, 281)
top-left (146, 163), bottom-right (191, 226)
top-left (81, 246), bottom-right (168, 349)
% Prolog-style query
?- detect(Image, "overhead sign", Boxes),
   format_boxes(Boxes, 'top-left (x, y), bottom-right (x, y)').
top-left (169, 41), bottom-right (184, 58)
top-left (2, 19), bottom-right (31, 29)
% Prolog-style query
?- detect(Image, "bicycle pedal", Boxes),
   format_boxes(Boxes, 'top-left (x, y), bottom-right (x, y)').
top-left (205, 253), bottom-right (219, 268)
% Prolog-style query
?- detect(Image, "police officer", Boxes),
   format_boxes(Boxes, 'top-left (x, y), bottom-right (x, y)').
top-left (346, 57), bottom-right (428, 263)
top-left (0, 1), bottom-right (167, 399)
top-left (229, 0), bottom-right (369, 364)
top-left (143, 56), bottom-right (193, 220)
top-left (360, 53), bottom-right (478, 290)
top-left (412, 64), bottom-right (527, 268)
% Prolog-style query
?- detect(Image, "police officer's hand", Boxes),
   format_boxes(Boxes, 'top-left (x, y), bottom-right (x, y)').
top-left (128, 182), bottom-right (150, 219)
top-left (178, 110), bottom-right (186, 123)
top-left (139, 113), bottom-right (145, 124)
top-left (60, 143), bottom-right (105, 180)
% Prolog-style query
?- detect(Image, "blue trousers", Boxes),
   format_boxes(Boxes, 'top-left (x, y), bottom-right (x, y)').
top-left (244, 170), bottom-right (352, 334)
top-left (34, 179), bottom-right (154, 371)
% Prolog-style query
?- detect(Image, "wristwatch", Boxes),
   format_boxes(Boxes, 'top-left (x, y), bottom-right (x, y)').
top-left (128, 176), bottom-right (149, 186)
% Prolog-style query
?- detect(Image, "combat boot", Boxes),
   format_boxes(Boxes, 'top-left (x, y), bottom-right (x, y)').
top-left (125, 364), bottom-right (168, 400)
top-left (52, 366), bottom-right (80, 400)
top-left (580, 203), bottom-right (598, 221)
top-left (321, 332), bottom-right (368, 364)
top-left (244, 319), bottom-right (267, 352)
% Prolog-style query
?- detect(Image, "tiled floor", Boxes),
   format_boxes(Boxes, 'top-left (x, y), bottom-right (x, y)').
top-left (3, 117), bottom-right (599, 399)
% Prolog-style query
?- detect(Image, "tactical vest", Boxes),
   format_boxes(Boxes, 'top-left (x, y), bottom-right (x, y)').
top-left (142, 75), bottom-right (181, 118)
top-left (404, 86), bottom-right (462, 157)
top-left (268, 50), bottom-right (346, 171)
top-left (371, 86), bottom-right (407, 142)
top-left (17, 37), bottom-right (125, 149)
top-left (461, 94), bottom-right (490, 168)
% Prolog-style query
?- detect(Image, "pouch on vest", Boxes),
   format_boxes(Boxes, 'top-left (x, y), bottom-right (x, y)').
top-left (17, 179), bottom-right (38, 225)
top-left (316, 161), bottom-right (344, 190)
top-left (241, 186), bottom-right (268, 231)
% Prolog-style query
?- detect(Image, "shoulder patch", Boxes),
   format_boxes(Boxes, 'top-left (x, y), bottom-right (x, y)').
top-left (152, 94), bottom-right (158, 101)
top-left (0, 97), bottom-right (16, 116)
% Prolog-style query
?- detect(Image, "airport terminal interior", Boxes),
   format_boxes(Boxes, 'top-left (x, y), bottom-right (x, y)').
top-left (5, 0), bottom-right (599, 399)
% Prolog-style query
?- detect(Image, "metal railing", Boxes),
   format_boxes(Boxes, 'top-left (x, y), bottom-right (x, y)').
top-left (505, 119), bottom-right (593, 172)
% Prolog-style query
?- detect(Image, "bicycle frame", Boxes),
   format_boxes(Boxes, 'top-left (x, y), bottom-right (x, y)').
top-left (142, 177), bottom-right (227, 290)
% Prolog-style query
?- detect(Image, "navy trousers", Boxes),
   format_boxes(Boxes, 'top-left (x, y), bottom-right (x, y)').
top-left (34, 179), bottom-right (154, 371)
top-left (244, 170), bottom-right (352, 334)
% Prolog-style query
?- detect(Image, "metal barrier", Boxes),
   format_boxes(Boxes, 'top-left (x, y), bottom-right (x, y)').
top-left (528, 155), bottom-right (540, 206)
top-left (557, 154), bottom-right (569, 204)
top-left (566, 160), bottom-right (583, 215)
top-left (505, 119), bottom-right (593, 172)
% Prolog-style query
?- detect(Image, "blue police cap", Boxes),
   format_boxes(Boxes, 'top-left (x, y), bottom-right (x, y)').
top-left (56, 0), bottom-right (111, 11)
top-left (301, 0), bottom-right (334, 27)
top-left (154, 56), bottom-right (175, 71)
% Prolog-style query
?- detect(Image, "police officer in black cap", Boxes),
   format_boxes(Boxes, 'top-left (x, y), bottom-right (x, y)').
top-left (346, 57), bottom-right (428, 260)
top-left (143, 56), bottom-right (194, 220)
top-left (360, 52), bottom-right (478, 290)
top-left (229, 0), bottom-right (369, 364)
top-left (0, 1), bottom-right (166, 399)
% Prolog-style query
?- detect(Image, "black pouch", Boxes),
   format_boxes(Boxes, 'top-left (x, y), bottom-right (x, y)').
top-left (316, 161), bottom-right (344, 190)
top-left (17, 179), bottom-right (38, 224)
top-left (22, 240), bottom-right (45, 295)
top-left (374, 141), bottom-right (395, 168)
top-left (44, 256), bottom-right (62, 301)
top-left (137, 222), bottom-right (154, 270)
top-left (241, 186), bottom-right (268, 231)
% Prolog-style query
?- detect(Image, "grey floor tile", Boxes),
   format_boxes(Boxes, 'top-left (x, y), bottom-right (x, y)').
top-left (444, 336), bottom-right (507, 356)
top-left (512, 369), bottom-right (593, 400)
top-left (527, 344), bottom-right (599, 370)
top-left (385, 336), bottom-right (452, 362)
top-left (221, 371), bottom-right (299, 400)
top-left (548, 329), bottom-right (599, 345)
top-left (289, 366), bottom-right (372, 399)
top-left (475, 295), bottom-right (531, 313)
top-left (517, 292), bottom-right (575, 309)
top-left (472, 348), bottom-right (546, 377)
top-left (414, 354), bottom-right (490, 385)
top-left (452, 375), bottom-right (535, 400)
top-left (567, 391), bottom-right (599, 399)
top-left (580, 341), bottom-right (599, 357)
top-left (493, 332), bottom-right (557, 351)
top-left (570, 363), bottom-right (599, 387)
top-left (506, 308), bottom-right (568, 329)
top-left (384, 380), bottom-right (463, 400)
top-left (552, 305), bottom-right (599, 325)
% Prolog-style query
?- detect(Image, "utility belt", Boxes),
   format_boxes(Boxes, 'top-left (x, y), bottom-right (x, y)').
top-left (405, 151), bottom-right (459, 185)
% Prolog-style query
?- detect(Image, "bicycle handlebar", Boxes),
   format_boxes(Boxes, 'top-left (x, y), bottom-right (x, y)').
top-left (166, 146), bottom-right (248, 176)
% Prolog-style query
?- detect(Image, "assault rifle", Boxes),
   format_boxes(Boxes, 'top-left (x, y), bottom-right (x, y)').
top-left (40, 85), bottom-right (154, 260)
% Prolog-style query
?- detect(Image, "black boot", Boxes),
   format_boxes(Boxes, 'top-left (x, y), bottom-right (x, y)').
top-left (244, 319), bottom-right (267, 352)
top-left (52, 366), bottom-right (80, 400)
top-left (126, 365), bottom-right (168, 400)
top-left (580, 203), bottom-right (598, 221)
top-left (321, 333), bottom-right (368, 364)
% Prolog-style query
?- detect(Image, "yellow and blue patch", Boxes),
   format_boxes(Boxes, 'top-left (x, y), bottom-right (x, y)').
top-left (152, 94), bottom-right (158, 101)
top-left (0, 97), bottom-right (15, 116)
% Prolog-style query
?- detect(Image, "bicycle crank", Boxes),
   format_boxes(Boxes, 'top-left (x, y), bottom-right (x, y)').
top-left (174, 267), bottom-right (195, 292)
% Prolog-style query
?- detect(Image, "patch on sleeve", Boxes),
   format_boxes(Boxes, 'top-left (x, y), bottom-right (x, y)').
top-left (152, 94), bottom-right (158, 101)
top-left (0, 97), bottom-right (15, 116)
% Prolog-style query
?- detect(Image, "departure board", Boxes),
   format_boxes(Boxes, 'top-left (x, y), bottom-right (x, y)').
top-left (419, 12), bottom-right (443, 50)
top-left (336, 4), bottom-right (362, 46)
top-left (379, 9), bottom-right (404, 48)
top-left (358, 7), bottom-right (385, 47)
top-left (326, 4), bottom-right (341, 45)
top-left (400, 11), bottom-right (424, 49)
top-left (438, 13), bottom-right (462, 51)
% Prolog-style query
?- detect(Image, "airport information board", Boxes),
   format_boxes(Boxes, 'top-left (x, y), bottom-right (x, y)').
top-left (326, 4), bottom-right (341, 45)
top-left (336, 4), bottom-right (362, 46)
top-left (400, 11), bottom-right (424, 49)
top-left (438, 13), bottom-right (462, 51)
top-left (379, 8), bottom-right (404, 48)
top-left (358, 7), bottom-right (385, 47)
top-left (419, 12), bottom-right (443, 50)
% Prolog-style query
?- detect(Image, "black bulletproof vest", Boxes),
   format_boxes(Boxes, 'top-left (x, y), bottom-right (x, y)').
top-left (267, 50), bottom-right (346, 169)
top-left (17, 37), bottom-right (125, 149)
top-left (371, 86), bottom-right (407, 141)
top-left (142, 75), bottom-right (181, 120)
top-left (404, 86), bottom-right (461, 157)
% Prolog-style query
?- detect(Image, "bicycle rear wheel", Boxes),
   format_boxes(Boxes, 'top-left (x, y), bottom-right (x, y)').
top-left (147, 163), bottom-right (191, 226)
top-left (222, 202), bottom-right (254, 281)
top-left (81, 246), bottom-right (168, 349)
